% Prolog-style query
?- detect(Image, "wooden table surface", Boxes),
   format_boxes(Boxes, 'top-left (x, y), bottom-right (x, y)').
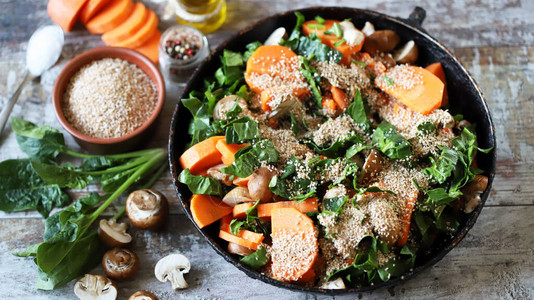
top-left (1, 0), bottom-right (533, 299)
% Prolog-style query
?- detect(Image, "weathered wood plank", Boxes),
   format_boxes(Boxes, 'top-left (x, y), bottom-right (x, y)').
top-left (1, 206), bottom-right (533, 299)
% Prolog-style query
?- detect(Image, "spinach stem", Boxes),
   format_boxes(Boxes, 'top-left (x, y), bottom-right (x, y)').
top-left (140, 160), bottom-right (168, 190)
top-left (63, 148), bottom-right (162, 160)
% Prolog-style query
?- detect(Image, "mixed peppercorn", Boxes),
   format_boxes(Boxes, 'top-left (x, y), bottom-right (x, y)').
top-left (164, 38), bottom-right (200, 61)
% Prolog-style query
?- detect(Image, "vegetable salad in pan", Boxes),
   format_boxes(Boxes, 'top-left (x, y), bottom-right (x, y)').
top-left (178, 13), bottom-right (491, 289)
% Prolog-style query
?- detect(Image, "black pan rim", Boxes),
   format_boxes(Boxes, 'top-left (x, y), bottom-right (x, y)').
top-left (168, 6), bottom-right (496, 295)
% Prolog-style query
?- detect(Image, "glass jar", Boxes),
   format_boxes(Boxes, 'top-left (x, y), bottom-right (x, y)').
top-left (158, 25), bottom-right (209, 83)
top-left (171, 0), bottom-right (227, 34)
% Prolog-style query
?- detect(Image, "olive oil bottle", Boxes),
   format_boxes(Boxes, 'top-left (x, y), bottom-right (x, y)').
top-left (171, 0), bottom-right (227, 34)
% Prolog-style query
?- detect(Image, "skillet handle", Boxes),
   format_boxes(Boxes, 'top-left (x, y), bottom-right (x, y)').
top-left (397, 6), bottom-right (427, 33)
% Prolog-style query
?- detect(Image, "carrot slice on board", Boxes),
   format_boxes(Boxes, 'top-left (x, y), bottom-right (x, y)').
top-left (85, 0), bottom-right (133, 34)
top-left (79, 0), bottom-right (112, 24)
top-left (270, 208), bottom-right (319, 282)
top-left (47, 0), bottom-right (89, 32)
top-left (375, 65), bottom-right (444, 115)
top-left (101, 1), bottom-right (147, 45)
top-left (133, 30), bottom-right (161, 64)
top-left (257, 198), bottom-right (318, 219)
top-left (232, 202), bottom-right (254, 219)
top-left (179, 136), bottom-right (225, 175)
top-left (215, 139), bottom-right (249, 166)
top-left (425, 62), bottom-right (449, 107)
top-left (112, 9), bottom-right (158, 47)
top-left (397, 190), bottom-right (419, 247)
top-left (190, 194), bottom-right (232, 229)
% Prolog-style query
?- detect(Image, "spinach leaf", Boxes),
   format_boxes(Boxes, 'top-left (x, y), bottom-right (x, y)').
top-left (224, 117), bottom-right (260, 144)
top-left (215, 50), bottom-right (244, 87)
top-left (323, 196), bottom-right (347, 213)
top-left (269, 156), bottom-right (317, 200)
top-left (417, 120), bottom-right (436, 135)
top-left (290, 113), bottom-right (308, 136)
top-left (182, 93), bottom-right (222, 145)
top-left (346, 89), bottom-right (371, 133)
top-left (299, 55), bottom-right (322, 106)
top-left (10, 117), bottom-right (66, 163)
top-left (31, 161), bottom-right (90, 190)
top-left (243, 41), bottom-right (262, 62)
top-left (294, 35), bottom-right (343, 63)
top-left (35, 230), bottom-right (104, 290)
top-left (240, 246), bottom-right (269, 270)
top-left (230, 200), bottom-right (270, 236)
top-left (178, 169), bottom-right (223, 197)
top-left (0, 159), bottom-right (70, 218)
top-left (306, 134), bottom-right (366, 157)
top-left (372, 121), bottom-right (412, 160)
top-left (422, 148), bottom-right (459, 184)
top-left (222, 140), bottom-right (279, 178)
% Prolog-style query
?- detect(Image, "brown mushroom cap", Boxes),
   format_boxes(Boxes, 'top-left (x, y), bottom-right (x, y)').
top-left (128, 291), bottom-right (158, 300)
top-left (102, 248), bottom-right (140, 280)
top-left (98, 219), bottom-right (132, 248)
top-left (126, 189), bottom-right (169, 230)
top-left (363, 30), bottom-right (401, 54)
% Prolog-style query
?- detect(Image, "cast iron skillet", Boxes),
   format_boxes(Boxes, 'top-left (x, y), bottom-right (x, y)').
top-left (169, 6), bottom-right (496, 294)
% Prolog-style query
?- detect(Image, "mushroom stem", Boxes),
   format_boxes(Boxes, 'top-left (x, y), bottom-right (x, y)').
top-left (168, 270), bottom-right (188, 289)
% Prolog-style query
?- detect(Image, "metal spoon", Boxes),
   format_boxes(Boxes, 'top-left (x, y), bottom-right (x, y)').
top-left (0, 25), bottom-right (64, 135)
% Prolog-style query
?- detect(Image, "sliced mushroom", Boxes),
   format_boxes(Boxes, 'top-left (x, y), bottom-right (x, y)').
top-left (360, 149), bottom-right (384, 183)
top-left (363, 30), bottom-right (400, 54)
top-left (154, 253), bottom-right (191, 290)
top-left (248, 167), bottom-right (275, 202)
top-left (222, 186), bottom-right (254, 207)
top-left (227, 242), bottom-right (254, 256)
top-left (128, 291), bottom-right (158, 300)
top-left (102, 248), bottom-right (139, 280)
top-left (264, 27), bottom-right (287, 45)
top-left (339, 21), bottom-right (365, 47)
top-left (374, 53), bottom-right (396, 69)
top-left (126, 189), bottom-right (169, 230)
top-left (320, 277), bottom-right (346, 289)
top-left (393, 40), bottom-right (419, 64)
top-left (361, 21), bottom-right (375, 36)
top-left (213, 95), bottom-right (248, 120)
top-left (461, 175), bottom-right (488, 213)
top-left (98, 219), bottom-right (132, 248)
top-left (207, 163), bottom-right (233, 186)
top-left (74, 274), bottom-right (117, 300)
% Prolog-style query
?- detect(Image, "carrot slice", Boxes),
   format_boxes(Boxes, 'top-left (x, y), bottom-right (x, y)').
top-left (112, 9), bottom-right (158, 47)
top-left (85, 0), bottom-right (133, 34)
top-left (233, 202), bottom-right (254, 219)
top-left (258, 87), bottom-right (310, 112)
top-left (397, 190), bottom-right (419, 247)
top-left (219, 230), bottom-right (262, 250)
top-left (215, 139), bottom-right (250, 166)
top-left (179, 136), bottom-right (225, 175)
top-left (246, 45), bottom-right (299, 78)
top-left (425, 62), bottom-right (448, 107)
top-left (375, 65), bottom-right (444, 115)
top-left (330, 86), bottom-right (349, 110)
top-left (133, 30), bottom-right (161, 64)
top-left (270, 208), bottom-right (318, 281)
top-left (219, 215), bottom-right (265, 246)
top-left (79, 0), bottom-right (112, 24)
top-left (321, 97), bottom-right (338, 113)
top-left (257, 198), bottom-right (318, 219)
top-left (302, 20), bottom-right (364, 65)
top-left (47, 0), bottom-right (89, 32)
top-left (101, 2), bottom-right (147, 45)
top-left (190, 194), bottom-right (232, 229)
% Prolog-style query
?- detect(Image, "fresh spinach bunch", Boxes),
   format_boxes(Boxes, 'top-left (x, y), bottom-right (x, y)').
top-left (5, 118), bottom-right (167, 290)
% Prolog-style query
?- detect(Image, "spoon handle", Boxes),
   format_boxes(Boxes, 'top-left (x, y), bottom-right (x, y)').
top-left (0, 70), bottom-right (31, 135)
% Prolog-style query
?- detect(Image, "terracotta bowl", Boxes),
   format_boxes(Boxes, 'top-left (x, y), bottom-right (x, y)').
top-left (52, 47), bottom-right (165, 154)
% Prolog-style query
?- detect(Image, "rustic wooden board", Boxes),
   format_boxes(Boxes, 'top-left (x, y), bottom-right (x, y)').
top-left (0, 0), bottom-right (533, 299)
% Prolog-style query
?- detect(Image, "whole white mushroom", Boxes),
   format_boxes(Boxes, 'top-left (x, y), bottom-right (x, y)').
top-left (154, 253), bottom-right (191, 290)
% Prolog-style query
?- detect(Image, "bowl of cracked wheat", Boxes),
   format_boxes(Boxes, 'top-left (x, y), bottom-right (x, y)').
top-left (53, 47), bottom-right (165, 154)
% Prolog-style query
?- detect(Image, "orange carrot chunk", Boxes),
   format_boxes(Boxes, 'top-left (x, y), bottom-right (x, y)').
top-left (47, 0), bottom-right (89, 32)
top-left (321, 97), bottom-right (338, 113)
top-left (257, 198), bottom-right (319, 219)
top-left (85, 0), bottom-right (133, 34)
top-left (425, 62), bottom-right (449, 107)
top-left (79, 0), bottom-right (112, 24)
top-left (133, 30), bottom-right (161, 64)
top-left (375, 65), bottom-right (444, 115)
top-left (101, 1), bottom-right (147, 45)
top-left (112, 9), bottom-right (158, 48)
top-left (179, 136), bottom-right (225, 175)
top-left (330, 86), bottom-right (349, 110)
top-left (219, 215), bottom-right (265, 247)
top-left (397, 191), bottom-right (419, 247)
top-left (270, 208), bottom-right (319, 282)
top-left (215, 139), bottom-right (250, 166)
top-left (232, 202), bottom-right (254, 219)
top-left (245, 45), bottom-right (299, 78)
top-left (219, 230), bottom-right (262, 250)
top-left (190, 194), bottom-right (232, 229)
top-left (233, 176), bottom-right (251, 187)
